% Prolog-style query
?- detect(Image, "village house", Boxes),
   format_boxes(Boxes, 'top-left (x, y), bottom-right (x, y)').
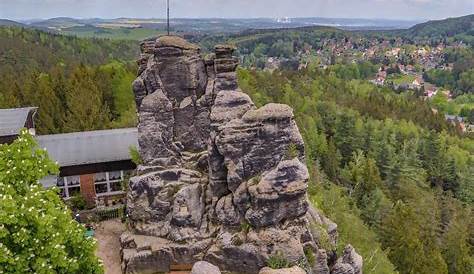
top-left (411, 76), bottom-right (424, 89)
top-left (398, 64), bottom-right (406, 74)
top-left (371, 69), bottom-right (387, 86)
top-left (38, 128), bottom-right (138, 206)
top-left (424, 83), bottom-right (438, 98)
top-left (0, 107), bottom-right (37, 144)
top-left (467, 124), bottom-right (474, 133)
top-left (385, 47), bottom-right (401, 57)
top-left (417, 47), bottom-right (428, 57)
top-left (265, 57), bottom-right (281, 71)
top-left (405, 64), bottom-right (416, 74)
top-left (445, 115), bottom-right (467, 132)
top-left (0, 107), bottom-right (138, 207)
top-left (440, 89), bottom-right (453, 100)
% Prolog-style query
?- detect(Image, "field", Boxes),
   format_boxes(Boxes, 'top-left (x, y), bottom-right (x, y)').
top-left (386, 73), bottom-right (416, 85)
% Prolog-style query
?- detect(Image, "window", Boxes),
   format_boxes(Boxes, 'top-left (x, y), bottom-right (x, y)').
top-left (109, 171), bottom-right (122, 181)
top-left (68, 186), bottom-right (81, 197)
top-left (110, 181), bottom-right (122, 192)
top-left (57, 176), bottom-right (81, 199)
top-left (95, 183), bottom-right (108, 194)
top-left (94, 170), bottom-right (125, 196)
top-left (68, 176), bottom-right (80, 186)
top-left (57, 177), bottom-right (65, 187)
top-left (94, 172), bottom-right (108, 195)
top-left (95, 172), bottom-right (107, 183)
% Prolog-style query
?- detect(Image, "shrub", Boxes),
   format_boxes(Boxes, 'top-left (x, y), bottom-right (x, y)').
top-left (129, 146), bottom-right (143, 165)
top-left (68, 194), bottom-right (88, 211)
top-left (267, 251), bottom-right (290, 269)
top-left (0, 131), bottom-right (103, 273)
top-left (304, 246), bottom-right (316, 267)
top-left (286, 143), bottom-right (299, 159)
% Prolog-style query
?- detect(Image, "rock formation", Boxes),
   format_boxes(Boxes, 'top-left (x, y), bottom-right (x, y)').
top-left (121, 36), bottom-right (362, 274)
top-left (191, 261), bottom-right (221, 274)
top-left (259, 266), bottom-right (307, 274)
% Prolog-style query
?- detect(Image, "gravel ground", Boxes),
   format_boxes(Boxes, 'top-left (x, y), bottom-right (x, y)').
top-left (95, 219), bottom-right (126, 274)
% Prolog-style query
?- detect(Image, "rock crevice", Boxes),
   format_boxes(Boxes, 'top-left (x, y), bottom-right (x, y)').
top-left (122, 36), bottom-right (362, 274)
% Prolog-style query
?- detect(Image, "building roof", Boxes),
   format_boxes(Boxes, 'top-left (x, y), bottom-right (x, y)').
top-left (0, 107), bottom-right (37, 137)
top-left (36, 128), bottom-right (138, 167)
top-left (445, 115), bottom-right (464, 123)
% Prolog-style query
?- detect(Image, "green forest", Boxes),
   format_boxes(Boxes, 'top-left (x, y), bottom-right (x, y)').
top-left (0, 23), bottom-right (473, 273)
top-left (402, 14), bottom-right (474, 45)
top-left (0, 27), bottom-right (138, 134)
top-left (237, 66), bottom-right (473, 274)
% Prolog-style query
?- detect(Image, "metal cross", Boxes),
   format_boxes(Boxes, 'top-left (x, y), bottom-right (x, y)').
top-left (167, 0), bottom-right (170, 35)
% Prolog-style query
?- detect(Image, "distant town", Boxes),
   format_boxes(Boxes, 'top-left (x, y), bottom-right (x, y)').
top-left (244, 35), bottom-right (473, 133)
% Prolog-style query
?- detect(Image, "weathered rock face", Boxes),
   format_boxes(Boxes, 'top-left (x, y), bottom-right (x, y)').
top-left (191, 261), bottom-right (221, 274)
top-left (331, 245), bottom-right (363, 274)
top-left (122, 36), bottom-right (362, 274)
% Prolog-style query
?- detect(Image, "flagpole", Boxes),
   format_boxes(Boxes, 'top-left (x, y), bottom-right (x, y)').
top-left (167, 0), bottom-right (170, 35)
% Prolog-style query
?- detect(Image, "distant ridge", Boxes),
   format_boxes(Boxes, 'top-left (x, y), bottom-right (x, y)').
top-left (404, 14), bottom-right (474, 38)
top-left (32, 17), bottom-right (84, 28)
top-left (0, 19), bottom-right (25, 27)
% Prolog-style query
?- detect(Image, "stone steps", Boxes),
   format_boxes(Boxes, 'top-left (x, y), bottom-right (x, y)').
top-left (168, 264), bottom-right (192, 274)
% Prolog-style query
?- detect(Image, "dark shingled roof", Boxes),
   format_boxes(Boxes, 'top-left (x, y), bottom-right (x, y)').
top-left (36, 128), bottom-right (138, 167)
top-left (0, 107), bottom-right (37, 137)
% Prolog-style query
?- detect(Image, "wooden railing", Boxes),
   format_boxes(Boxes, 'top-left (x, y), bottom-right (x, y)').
top-left (95, 205), bottom-right (125, 221)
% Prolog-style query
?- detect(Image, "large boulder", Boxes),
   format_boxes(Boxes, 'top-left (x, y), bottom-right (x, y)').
top-left (259, 266), bottom-right (306, 274)
top-left (245, 159), bottom-right (309, 228)
top-left (122, 36), bottom-right (362, 274)
top-left (191, 261), bottom-right (221, 274)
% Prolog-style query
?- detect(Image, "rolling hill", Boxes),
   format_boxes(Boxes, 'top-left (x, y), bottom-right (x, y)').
top-left (405, 14), bottom-right (474, 38)
top-left (0, 19), bottom-right (25, 27)
top-left (0, 26), bottom-right (139, 73)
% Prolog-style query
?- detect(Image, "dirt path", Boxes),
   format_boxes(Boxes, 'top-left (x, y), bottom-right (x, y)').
top-left (95, 219), bottom-right (126, 274)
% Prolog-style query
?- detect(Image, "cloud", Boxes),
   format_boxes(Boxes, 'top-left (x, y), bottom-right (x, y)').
top-left (0, 0), bottom-right (472, 20)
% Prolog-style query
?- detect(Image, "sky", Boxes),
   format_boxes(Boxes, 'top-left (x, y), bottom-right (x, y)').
top-left (0, 0), bottom-right (473, 21)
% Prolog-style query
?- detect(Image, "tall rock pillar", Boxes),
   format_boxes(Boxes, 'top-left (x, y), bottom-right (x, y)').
top-left (121, 36), bottom-right (362, 274)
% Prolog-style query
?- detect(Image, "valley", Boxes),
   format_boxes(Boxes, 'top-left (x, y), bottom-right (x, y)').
top-left (0, 11), bottom-right (472, 274)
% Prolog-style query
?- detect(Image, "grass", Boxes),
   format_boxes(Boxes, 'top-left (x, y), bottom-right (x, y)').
top-left (304, 247), bottom-right (315, 267)
top-left (267, 251), bottom-right (290, 269)
top-left (386, 73), bottom-right (416, 85)
top-left (240, 220), bottom-right (251, 234)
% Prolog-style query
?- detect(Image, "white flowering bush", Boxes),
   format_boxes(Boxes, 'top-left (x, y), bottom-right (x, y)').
top-left (0, 131), bottom-right (103, 273)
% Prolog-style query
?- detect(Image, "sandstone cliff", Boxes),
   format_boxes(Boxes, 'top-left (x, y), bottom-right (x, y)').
top-left (121, 36), bottom-right (362, 274)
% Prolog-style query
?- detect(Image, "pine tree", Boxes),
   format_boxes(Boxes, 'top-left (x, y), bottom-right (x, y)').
top-left (323, 138), bottom-right (341, 181)
top-left (440, 201), bottom-right (472, 274)
top-left (334, 112), bottom-right (357, 164)
top-left (443, 157), bottom-right (460, 194)
top-left (33, 74), bottom-right (66, 134)
top-left (380, 201), bottom-right (448, 274)
top-left (344, 150), bottom-right (387, 225)
top-left (64, 65), bottom-right (110, 132)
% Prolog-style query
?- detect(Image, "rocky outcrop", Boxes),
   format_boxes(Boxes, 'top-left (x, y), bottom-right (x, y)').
top-left (121, 36), bottom-right (362, 274)
top-left (191, 261), bottom-right (221, 274)
top-left (259, 266), bottom-right (307, 274)
top-left (331, 245), bottom-right (363, 274)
